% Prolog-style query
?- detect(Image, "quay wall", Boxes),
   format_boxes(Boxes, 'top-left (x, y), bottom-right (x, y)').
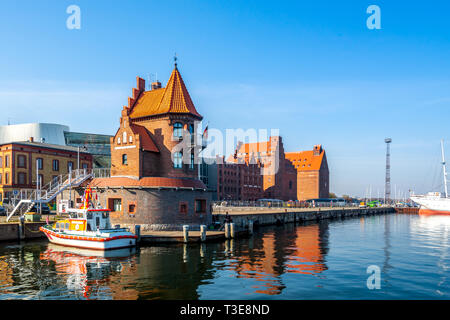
top-left (0, 222), bottom-right (46, 242)
top-left (213, 207), bottom-right (395, 229)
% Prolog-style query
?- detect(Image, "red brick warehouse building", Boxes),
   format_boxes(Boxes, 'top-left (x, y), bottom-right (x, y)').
top-left (226, 136), bottom-right (297, 201)
top-left (59, 62), bottom-right (212, 231)
top-left (213, 138), bottom-right (329, 202)
top-left (285, 145), bottom-right (329, 200)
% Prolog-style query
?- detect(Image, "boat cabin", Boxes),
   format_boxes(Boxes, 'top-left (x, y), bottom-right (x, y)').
top-left (54, 209), bottom-right (112, 232)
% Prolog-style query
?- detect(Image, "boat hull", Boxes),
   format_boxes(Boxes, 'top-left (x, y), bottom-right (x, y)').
top-left (40, 226), bottom-right (137, 250)
top-left (418, 209), bottom-right (450, 216)
top-left (410, 195), bottom-right (450, 216)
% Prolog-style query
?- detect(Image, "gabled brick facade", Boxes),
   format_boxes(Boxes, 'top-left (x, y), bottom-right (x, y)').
top-left (285, 145), bottom-right (329, 200)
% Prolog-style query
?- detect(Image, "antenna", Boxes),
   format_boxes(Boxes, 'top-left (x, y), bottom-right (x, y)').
top-left (441, 139), bottom-right (448, 198)
top-left (385, 138), bottom-right (392, 204)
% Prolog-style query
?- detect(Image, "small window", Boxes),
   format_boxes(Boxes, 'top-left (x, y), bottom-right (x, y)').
top-left (55, 223), bottom-right (60, 229)
top-left (17, 155), bottom-right (26, 168)
top-left (128, 204), bottom-right (135, 214)
top-left (67, 161), bottom-right (74, 172)
top-left (0, 157), bottom-right (2, 168)
top-left (36, 158), bottom-right (43, 170)
top-left (18, 172), bottom-right (27, 185)
top-left (87, 212), bottom-right (93, 219)
top-left (195, 199), bottom-right (207, 213)
top-left (52, 159), bottom-right (59, 171)
top-left (117, 137), bottom-right (121, 144)
top-left (65, 223), bottom-right (69, 230)
top-left (190, 153), bottom-right (194, 169)
top-left (5, 155), bottom-right (9, 168)
top-left (122, 154), bottom-right (128, 165)
top-left (102, 211), bottom-right (109, 219)
top-left (179, 202), bottom-right (188, 214)
top-left (173, 122), bottom-right (183, 138)
top-left (123, 131), bottom-right (127, 144)
top-left (108, 198), bottom-right (122, 212)
top-left (82, 163), bottom-right (88, 170)
top-left (129, 135), bottom-right (133, 143)
top-left (5, 173), bottom-right (9, 184)
top-left (173, 152), bottom-right (182, 168)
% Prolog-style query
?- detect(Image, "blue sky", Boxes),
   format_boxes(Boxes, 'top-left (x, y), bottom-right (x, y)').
top-left (0, 0), bottom-right (449, 197)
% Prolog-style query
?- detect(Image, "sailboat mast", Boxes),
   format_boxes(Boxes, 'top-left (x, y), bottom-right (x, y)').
top-left (441, 139), bottom-right (448, 198)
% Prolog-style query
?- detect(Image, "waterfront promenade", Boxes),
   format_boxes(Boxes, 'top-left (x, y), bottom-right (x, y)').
top-left (212, 205), bottom-right (395, 228)
top-left (0, 206), bottom-right (397, 243)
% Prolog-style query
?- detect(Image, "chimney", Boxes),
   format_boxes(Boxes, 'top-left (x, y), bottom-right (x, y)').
top-left (313, 144), bottom-right (322, 156)
top-left (151, 81), bottom-right (162, 90)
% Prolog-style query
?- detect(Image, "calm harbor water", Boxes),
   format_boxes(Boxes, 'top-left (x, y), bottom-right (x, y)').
top-left (0, 213), bottom-right (448, 300)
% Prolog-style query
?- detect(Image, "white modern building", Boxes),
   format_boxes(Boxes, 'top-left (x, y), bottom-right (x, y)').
top-left (0, 123), bottom-right (112, 168)
top-left (0, 123), bottom-right (69, 145)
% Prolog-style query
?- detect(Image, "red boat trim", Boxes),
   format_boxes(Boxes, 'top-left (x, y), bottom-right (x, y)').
top-left (39, 226), bottom-right (137, 242)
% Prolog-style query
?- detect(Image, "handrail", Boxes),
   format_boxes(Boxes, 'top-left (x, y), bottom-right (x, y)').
top-left (6, 169), bottom-right (94, 222)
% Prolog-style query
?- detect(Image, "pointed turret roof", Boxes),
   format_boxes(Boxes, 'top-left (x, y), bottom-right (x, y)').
top-left (129, 66), bottom-right (202, 119)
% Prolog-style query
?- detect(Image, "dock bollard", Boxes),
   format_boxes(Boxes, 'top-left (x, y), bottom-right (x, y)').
top-left (135, 225), bottom-right (141, 243)
top-left (248, 220), bottom-right (254, 235)
top-left (183, 225), bottom-right (189, 243)
top-left (224, 223), bottom-right (230, 239)
top-left (200, 225), bottom-right (207, 242)
top-left (230, 223), bottom-right (235, 239)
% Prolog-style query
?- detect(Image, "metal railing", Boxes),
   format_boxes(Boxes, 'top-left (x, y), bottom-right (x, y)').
top-left (212, 200), bottom-right (361, 209)
top-left (6, 169), bottom-right (94, 222)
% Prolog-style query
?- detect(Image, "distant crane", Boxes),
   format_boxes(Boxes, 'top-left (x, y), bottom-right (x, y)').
top-left (385, 138), bottom-right (392, 204)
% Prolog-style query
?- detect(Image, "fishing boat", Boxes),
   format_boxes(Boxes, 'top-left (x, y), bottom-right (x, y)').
top-left (410, 140), bottom-right (450, 216)
top-left (40, 187), bottom-right (137, 250)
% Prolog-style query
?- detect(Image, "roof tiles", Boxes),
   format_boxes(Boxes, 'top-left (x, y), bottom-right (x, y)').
top-left (129, 67), bottom-right (202, 119)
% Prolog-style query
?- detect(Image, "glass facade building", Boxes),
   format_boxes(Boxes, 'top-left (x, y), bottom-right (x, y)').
top-left (64, 131), bottom-right (112, 168)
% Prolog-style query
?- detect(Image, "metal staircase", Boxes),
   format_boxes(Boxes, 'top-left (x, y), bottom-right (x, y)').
top-left (6, 169), bottom-right (93, 222)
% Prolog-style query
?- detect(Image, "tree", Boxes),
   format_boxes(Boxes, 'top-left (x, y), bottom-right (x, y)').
top-left (329, 192), bottom-right (337, 199)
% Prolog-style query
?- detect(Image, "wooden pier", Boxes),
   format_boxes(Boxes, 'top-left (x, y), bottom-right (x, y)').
top-left (140, 230), bottom-right (227, 244)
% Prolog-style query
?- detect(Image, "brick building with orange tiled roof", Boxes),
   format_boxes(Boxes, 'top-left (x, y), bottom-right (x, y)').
top-left (214, 138), bottom-right (329, 202)
top-left (226, 136), bottom-right (298, 201)
top-left (285, 144), bottom-right (329, 200)
top-left (59, 63), bottom-right (212, 231)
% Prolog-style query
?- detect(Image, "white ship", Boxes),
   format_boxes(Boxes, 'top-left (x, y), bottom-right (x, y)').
top-left (410, 140), bottom-right (450, 216)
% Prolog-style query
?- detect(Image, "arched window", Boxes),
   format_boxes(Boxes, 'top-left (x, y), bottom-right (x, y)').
top-left (173, 122), bottom-right (183, 139)
top-left (129, 135), bottom-right (133, 143)
top-left (123, 131), bottom-right (127, 144)
top-left (122, 154), bottom-right (128, 165)
top-left (173, 152), bottom-right (182, 168)
top-left (117, 137), bottom-right (121, 144)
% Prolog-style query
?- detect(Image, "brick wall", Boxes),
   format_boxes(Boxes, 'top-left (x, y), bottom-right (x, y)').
top-left (58, 187), bottom-right (213, 231)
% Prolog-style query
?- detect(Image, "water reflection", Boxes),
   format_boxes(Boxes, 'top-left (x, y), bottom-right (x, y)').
top-left (225, 221), bottom-right (329, 295)
top-left (1, 215), bottom-right (448, 299)
top-left (40, 244), bottom-right (138, 299)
